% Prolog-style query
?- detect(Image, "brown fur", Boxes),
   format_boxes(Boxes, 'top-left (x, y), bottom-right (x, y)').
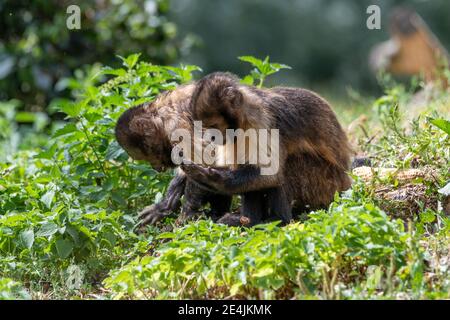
top-left (188, 73), bottom-right (352, 212)
top-left (116, 84), bottom-right (196, 171)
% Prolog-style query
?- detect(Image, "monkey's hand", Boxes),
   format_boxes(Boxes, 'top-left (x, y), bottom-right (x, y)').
top-left (181, 161), bottom-right (277, 194)
top-left (136, 171), bottom-right (186, 232)
top-left (137, 203), bottom-right (171, 230)
top-left (180, 161), bottom-right (231, 194)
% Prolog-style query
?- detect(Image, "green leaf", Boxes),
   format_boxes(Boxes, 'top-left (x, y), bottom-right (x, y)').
top-left (240, 75), bottom-right (254, 85)
top-left (58, 101), bottom-right (82, 118)
top-left (15, 111), bottom-right (36, 123)
top-left (238, 56), bottom-right (263, 69)
top-left (253, 267), bottom-right (274, 278)
top-left (19, 229), bottom-right (34, 249)
top-left (34, 143), bottom-right (58, 160)
top-left (41, 189), bottom-right (55, 209)
top-left (55, 239), bottom-right (74, 259)
top-left (105, 141), bottom-right (126, 161)
top-left (419, 210), bottom-right (435, 224)
top-left (52, 123), bottom-right (78, 138)
top-left (102, 67), bottom-right (127, 77)
top-left (429, 118), bottom-right (450, 135)
top-left (157, 232), bottom-right (176, 239)
top-left (36, 222), bottom-right (59, 237)
top-left (119, 53), bottom-right (141, 69)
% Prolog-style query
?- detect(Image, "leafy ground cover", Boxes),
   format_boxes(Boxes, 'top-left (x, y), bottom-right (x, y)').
top-left (0, 55), bottom-right (449, 299)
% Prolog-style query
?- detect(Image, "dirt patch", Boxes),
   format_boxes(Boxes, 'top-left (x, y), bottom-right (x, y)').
top-left (353, 166), bottom-right (442, 219)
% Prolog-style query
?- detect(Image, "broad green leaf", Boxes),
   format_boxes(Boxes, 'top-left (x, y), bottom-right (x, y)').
top-left (58, 101), bottom-right (82, 118)
top-left (41, 189), bottom-right (55, 209)
top-left (52, 123), bottom-right (78, 138)
top-left (238, 56), bottom-right (263, 69)
top-left (118, 53), bottom-right (141, 69)
top-left (430, 118), bottom-right (450, 135)
top-left (253, 267), bottom-right (274, 278)
top-left (34, 143), bottom-right (58, 160)
top-left (102, 67), bottom-right (127, 77)
top-left (55, 239), bottom-right (74, 259)
top-left (36, 222), bottom-right (59, 237)
top-left (157, 232), bottom-right (176, 239)
top-left (19, 229), bottom-right (34, 249)
top-left (15, 111), bottom-right (36, 123)
top-left (240, 75), bottom-right (254, 85)
top-left (105, 141), bottom-right (126, 160)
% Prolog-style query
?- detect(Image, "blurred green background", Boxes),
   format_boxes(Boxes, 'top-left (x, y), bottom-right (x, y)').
top-left (1, 0), bottom-right (450, 112)
top-left (169, 0), bottom-right (450, 94)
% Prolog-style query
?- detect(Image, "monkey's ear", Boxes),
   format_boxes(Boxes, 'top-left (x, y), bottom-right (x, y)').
top-left (192, 72), bottom-right (243, 120)
top-left (129, 115), bottom-right (163, 136)
top-left (217, 83), bottom-right (244, 110)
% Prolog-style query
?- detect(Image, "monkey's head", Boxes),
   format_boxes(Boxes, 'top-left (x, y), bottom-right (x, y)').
top-left (115, 104), bottom-right (174, 172)
top-left (190, 72), bottom-right (244, 138)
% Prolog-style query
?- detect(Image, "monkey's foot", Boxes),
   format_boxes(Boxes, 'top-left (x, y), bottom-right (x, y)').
top-left (136, 205), bottom-right (171, 232)
top-left (217, 213), bottom-right (251, 227)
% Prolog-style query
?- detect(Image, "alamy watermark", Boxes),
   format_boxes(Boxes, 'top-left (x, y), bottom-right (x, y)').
top-left (367, 5), bottom-right (381, 30)
top-left (66, 5), bottom-right (81, 30)
top-left (170, 121), bottom-right (280, 176)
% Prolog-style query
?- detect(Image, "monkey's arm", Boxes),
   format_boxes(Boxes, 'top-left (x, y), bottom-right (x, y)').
top-left (181, 162), bottom-right (280, 195)
top-left (137, 169), bottom-right (186, 229)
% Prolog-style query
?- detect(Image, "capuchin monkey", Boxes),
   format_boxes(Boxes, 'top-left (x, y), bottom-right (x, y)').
top-left (180, 72), bottom-right (352, 225)
top-left (115, 72), bottom-right (351, 228)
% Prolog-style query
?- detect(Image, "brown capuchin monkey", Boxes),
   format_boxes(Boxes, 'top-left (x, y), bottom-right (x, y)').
top-left (115, 72), bottom-right (352, 228)
top-left (179, 72), bottom-right (352, 226)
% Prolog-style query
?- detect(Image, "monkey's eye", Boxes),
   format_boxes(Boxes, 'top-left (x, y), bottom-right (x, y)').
top-left (179, 151), bottom-right (183, 157)
top-left (211, 136), bottom-right (216, 142)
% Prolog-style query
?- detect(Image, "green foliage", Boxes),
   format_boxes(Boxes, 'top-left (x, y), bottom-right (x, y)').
top-left (0, 278), bottom-right (31, 300)
top-left (0, 55), bottom-right (200, 296)
top-left (105, 199), bottom-right (417, 299)
top-left (363, 85), bottom-right (450, 172)
top-left (0, 54), bottom-right (449, 299)
top-left (0, 0), bottom-right (184, 110)
top-left (239, 56), bottom-right (291, 87)
top-left (429, 118), bottom-right (450, 135)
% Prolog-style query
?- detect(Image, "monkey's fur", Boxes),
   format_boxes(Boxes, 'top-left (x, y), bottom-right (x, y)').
top-left (115, 72), bottom-right (352, 227)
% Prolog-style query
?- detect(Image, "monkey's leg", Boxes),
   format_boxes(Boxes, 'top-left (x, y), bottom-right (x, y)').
top-left (180, 179), bottom-right (208, 218)
top-left (206, 194), bottom-right (232, 221)
top-left (217, 188), bottom-right (292, 227)
top-left (217, 191), bottom-right (266, 227)
top-left (177, 180), bottom-right (232, 224)
top-left (137, 170), bottom-right (186, 229)
top-left (266, 187), bottom-right (292, 225)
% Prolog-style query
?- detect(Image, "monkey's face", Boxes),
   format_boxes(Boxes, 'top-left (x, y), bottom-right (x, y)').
top-left (116, 108), bottom-right (174, 172)
top-left (120, 138), bottom-right (174, 172)
top-left (142, 138), bottom-right (174, 172)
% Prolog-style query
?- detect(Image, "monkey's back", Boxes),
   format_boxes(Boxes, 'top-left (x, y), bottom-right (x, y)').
top-left (268, 87), bottom-right (352, 210)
